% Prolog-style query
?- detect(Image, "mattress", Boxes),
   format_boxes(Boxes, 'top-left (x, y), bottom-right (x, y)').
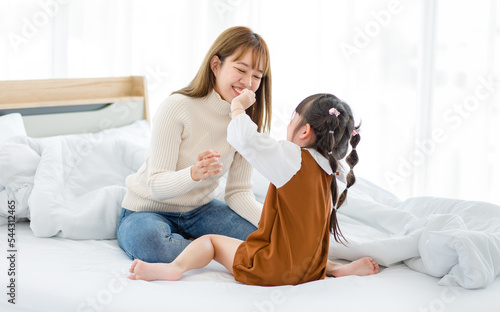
top-left (1, 222), bottom-right (499, 312)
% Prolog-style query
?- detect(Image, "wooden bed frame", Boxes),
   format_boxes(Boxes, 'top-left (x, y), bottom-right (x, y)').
top-left (0, 76), bottom-right (149, 137)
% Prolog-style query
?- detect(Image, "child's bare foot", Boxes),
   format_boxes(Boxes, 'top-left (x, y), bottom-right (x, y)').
top-left (326, 257), bottom-right (380, 277)
top-left (128, 259), bottom-right (184, 281)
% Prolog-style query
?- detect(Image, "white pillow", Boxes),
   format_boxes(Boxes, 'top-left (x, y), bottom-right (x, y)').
top-left (0, 114), bottom-right (29, 224)
top-left (0, 113), bottom-right (27, 146)
top-left (0, 142), bottom-right (40, 221)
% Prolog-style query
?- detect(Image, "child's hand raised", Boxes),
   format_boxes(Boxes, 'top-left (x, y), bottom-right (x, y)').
top-left (231, 89), bottom-right (256, 111)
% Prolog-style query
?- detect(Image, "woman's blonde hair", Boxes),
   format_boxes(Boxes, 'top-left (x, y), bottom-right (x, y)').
top-left (173, 26), bottom-right (272, 133)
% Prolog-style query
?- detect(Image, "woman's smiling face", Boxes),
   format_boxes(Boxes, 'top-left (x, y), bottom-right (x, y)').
top-left (211, 50), bottom-right (263, 103)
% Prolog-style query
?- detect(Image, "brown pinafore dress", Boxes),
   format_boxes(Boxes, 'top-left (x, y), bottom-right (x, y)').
top-left (233, 149), bottom-right (333, 286)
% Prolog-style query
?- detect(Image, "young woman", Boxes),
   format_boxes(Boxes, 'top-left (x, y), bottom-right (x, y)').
top-left (117, 26), bottom-right (272, 263)
top-left (128, 91), bottom-right (380, 285)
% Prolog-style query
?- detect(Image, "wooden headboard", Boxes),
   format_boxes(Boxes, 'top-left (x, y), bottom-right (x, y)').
top-left (0, 76), bottom-right (149, 137)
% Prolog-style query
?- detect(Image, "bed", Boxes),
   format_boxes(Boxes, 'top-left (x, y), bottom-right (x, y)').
top-left (1, 77), bottom-right (499, 312)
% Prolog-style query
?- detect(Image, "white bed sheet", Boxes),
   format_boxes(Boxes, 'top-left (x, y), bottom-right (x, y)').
top-left (1, 222), bottom-right (499, 312)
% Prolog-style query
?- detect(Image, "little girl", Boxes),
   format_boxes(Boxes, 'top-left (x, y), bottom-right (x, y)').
top-left (128, 90), bottom-right (380, 285)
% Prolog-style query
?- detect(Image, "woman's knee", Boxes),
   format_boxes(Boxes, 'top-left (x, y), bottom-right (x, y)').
top-left (118, 212), bottom-right (164, 242)
top-left (117, 212), bottom-right (187, 262)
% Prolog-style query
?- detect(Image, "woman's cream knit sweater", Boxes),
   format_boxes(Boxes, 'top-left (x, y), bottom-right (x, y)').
top-left (121, 90), bottom-right (262, 227)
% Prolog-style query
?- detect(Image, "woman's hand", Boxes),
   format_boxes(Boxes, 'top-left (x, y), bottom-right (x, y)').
top-left (230, 89), bottom-right (256, 118)
top-left (190, 150), bottom-right (222, 181)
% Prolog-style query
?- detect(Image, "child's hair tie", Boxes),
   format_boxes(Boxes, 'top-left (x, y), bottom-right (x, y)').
top-left (329, 108), bottom-right (340, 117)
top-left (329, 130), bottom-right (334, 134)
top-left (328, 151), bottom-right (333, 155)
top-left (352, 129), bottom-right (358, 136)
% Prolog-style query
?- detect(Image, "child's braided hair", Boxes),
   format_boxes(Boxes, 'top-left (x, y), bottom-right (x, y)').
top-left (294, 93), bottom-right (360, 244)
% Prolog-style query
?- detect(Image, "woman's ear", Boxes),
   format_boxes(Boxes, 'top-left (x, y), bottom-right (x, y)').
top-left (210, 55), bottom-right (221, 77)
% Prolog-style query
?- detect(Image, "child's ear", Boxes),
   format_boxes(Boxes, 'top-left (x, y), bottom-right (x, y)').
top-left (299, 123), bottom-right (316, 143)
top-left (210, 55), bottom-right (221, 76)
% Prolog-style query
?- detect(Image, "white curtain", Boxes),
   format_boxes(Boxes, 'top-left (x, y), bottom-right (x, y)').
top-left (1, 0), bottom-right (499, 204)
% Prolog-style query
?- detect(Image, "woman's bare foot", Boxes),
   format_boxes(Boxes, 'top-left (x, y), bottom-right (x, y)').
top-left (326, 257), bottom-right (380, 277)
top-left (128, 259), bottom-right (184, 281)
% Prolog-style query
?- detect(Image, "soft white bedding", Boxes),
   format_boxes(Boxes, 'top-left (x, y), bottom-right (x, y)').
top-left (0, 222), bottom-right (499, 312)
top-left (331, 179), bottom-right (500, 289)
top-left (1, 115), bottom-right (500, 310)
top-left (0, 120), bottom-right (150, 238)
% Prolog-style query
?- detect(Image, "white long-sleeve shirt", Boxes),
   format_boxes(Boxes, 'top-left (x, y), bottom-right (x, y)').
top-left (122, 90), bottom-right (262, 226)
top-left (227, 114), bottom-right (347, 194)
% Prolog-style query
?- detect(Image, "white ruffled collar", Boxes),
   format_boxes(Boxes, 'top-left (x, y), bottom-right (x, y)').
top-left (304, 148), bottom-right (348, 182)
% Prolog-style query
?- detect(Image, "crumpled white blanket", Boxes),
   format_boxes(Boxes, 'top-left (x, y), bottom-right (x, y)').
top-left (0, 121), bottom-right (150, 239)
top-left (330, 178), bottom-right (500, 289)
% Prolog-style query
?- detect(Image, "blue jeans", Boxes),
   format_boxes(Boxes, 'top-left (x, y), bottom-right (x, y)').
top-left (117, 200), bottom-right (257, 263)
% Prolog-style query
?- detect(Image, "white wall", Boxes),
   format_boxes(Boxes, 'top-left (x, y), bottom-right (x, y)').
top-left (1, 0), bottom-right (499, 204)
